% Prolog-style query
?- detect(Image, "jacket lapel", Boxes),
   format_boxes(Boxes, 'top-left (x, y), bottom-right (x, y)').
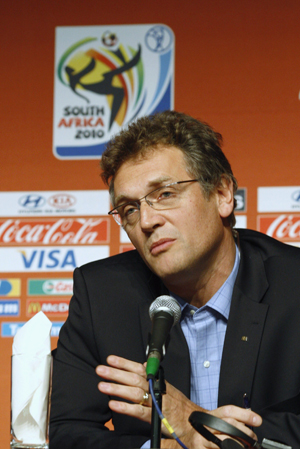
top-left (219, 237), bottom-right (269, 408)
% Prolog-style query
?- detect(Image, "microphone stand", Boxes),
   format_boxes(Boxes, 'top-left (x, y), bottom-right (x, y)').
top-left (150, 366), bottom-right (166, 449)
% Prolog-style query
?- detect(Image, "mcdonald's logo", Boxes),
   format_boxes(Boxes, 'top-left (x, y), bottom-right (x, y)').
top-left (26, 299), bottom-right (70, 317)
top-left (27, 301), bottom-right (42, 315)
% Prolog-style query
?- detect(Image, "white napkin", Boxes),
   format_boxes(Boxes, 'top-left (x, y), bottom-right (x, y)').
top-left (11, 311), bottom-right (52, 444)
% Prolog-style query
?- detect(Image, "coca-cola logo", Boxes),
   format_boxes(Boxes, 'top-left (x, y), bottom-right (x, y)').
top-left (0, 218), bottom-right (109, 245)
top-left (48, 194), bottom-right (76, 209)
top-left (258, 214), bottom-right (300, 241)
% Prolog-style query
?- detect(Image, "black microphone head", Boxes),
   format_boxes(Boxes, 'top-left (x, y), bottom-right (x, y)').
top-left (149, 295), bottom-right (181, 325)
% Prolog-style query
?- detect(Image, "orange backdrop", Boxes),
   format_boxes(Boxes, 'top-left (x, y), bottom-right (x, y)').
top-left (1, 0), bottom-right (300, 445)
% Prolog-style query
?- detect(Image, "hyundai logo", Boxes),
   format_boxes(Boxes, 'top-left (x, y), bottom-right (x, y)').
top-left (19, 194), bottom-right (46, 209)
top-left (291, 190), bottom-right (300, 203)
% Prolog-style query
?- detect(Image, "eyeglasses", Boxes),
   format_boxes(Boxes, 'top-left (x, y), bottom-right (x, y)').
top-left (108, 179), bottom-right (200, 228)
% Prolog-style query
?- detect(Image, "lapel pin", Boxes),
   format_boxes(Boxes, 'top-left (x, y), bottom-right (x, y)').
top-left (241, 336), bottom-right (248, 341)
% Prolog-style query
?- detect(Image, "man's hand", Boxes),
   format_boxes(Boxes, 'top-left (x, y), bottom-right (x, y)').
top-left (97, 355), bottom-right (152, 423)
top-left (96, 356), bottom-right (262, 448)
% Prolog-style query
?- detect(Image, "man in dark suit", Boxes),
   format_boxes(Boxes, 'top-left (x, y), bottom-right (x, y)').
top-left (50, 111), bottom-right (300, 448)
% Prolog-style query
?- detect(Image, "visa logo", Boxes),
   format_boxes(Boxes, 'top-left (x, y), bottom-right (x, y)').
top-left (19, 249), bottom-right (76, 270)
top-left (0, 246), bottom-right (107, 272)
top-left (0, 279), bottom-right (21, 296)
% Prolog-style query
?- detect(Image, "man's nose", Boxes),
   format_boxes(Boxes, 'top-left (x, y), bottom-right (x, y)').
top-left (139, 201), bottom-right (165, 231)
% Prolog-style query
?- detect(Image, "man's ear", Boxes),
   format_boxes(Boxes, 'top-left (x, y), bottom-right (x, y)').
top-left (216, 176), bottom-right (234, 218)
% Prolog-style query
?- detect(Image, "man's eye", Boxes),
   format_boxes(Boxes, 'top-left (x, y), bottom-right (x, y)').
top-left (157, 189), bottom-right (176, 200)
top-left (123, 205), bottom-right (139, 217)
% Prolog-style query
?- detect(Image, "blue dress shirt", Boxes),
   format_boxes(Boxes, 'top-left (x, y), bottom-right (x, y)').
top-left (172, 244), bottom-right (240, 410)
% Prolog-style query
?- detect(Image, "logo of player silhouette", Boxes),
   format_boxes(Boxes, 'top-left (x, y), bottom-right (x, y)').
top-left (65, 44), bottom-right (141, 130)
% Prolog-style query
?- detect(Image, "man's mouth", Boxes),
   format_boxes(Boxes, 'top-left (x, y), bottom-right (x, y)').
top-left (150, 238), bottom-right (175, 255)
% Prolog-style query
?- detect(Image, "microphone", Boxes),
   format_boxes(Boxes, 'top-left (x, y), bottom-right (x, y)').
top-left (146, 295), bottom-right (181, 379)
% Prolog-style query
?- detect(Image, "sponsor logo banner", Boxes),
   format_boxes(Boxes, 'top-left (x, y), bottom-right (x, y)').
top-left (234, 215), bottom-right (247, 229)
top-left (0, 190), bottom-right (109, 217)
top-left (1, 321), bottom-right (64, 337)
top-left (28, 279), bottom-right (73, 295)
top-left (53, 24), bottom-right (174, 159)
top-left (0, 300), bottom-right (19, 316)
top-left (26, 299), bottom-right (70, 317)
top-left (258, 187), bottom-right (300, 212)
top-left (257, 214), bottom-right (300, 242)
top-left (0, 246), bottom-right (109, 272)
top-left (0, 279), bottom-right (21, 296)
top-left (234, 188), bottom-right (247, 212)
top-left (0, 217), bottom-right (109, 245)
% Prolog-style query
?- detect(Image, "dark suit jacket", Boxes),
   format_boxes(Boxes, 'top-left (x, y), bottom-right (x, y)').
top-left (49, 229), bottom-right (300, 448)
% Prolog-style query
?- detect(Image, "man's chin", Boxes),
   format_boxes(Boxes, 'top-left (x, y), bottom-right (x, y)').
top-left (146, 260), bottom-right (184, 284)
top-left (139, 249), bottom-right (182, 278)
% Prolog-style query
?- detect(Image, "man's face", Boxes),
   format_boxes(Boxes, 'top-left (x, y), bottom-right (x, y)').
top-left (113, 146), bottom-right (234, 289)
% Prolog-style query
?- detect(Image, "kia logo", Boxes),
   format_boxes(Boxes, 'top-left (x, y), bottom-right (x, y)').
top-left (48, 194), bottom-right (76, 209)
top-left (19, 195), bottom-right (46, 209)
top-left (291, 190), bottom-right (300, 203)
